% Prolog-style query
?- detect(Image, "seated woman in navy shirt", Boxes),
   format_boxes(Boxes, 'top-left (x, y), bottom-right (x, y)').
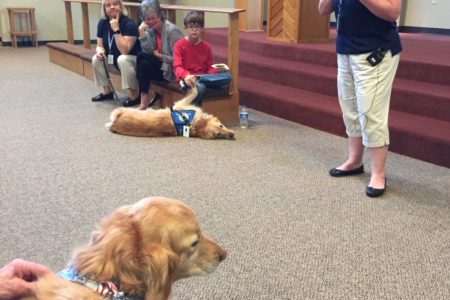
top-left (91, 0), bottom-right (141, 106)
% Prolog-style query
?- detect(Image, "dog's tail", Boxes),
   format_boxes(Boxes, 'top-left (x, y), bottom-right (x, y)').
top-left (105, 108), bottom-right (124, 132)
top-left (172, 86), bottom-right (199, 110)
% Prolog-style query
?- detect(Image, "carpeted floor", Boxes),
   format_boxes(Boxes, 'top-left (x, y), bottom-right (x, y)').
top-left (1, 47), bottom-right (449, 299)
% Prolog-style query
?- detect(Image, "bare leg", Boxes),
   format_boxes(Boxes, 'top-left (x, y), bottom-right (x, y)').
top-left (102, 86), bottom-right (112, 95)
top-left (138, 90), bottom-right (155, 110)
top-left (138, 93), bottom-right (149, 110)
top-left (368, 146), bottom-right (388, 189)
top-left (129, 88), bottom-right (139, 100)
top-left (336, 136), bottom-right (364, 171)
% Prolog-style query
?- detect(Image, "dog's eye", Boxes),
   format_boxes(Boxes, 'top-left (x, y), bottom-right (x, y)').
top-left (191, 239), bottom-right (199, 248)
top-left (219, 124), bottom-right (223, 128)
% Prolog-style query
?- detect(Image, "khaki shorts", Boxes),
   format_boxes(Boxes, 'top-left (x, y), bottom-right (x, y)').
top-left (337, 51), bottom-right (400, 147)
top-left (92, 54), bottom-right (138, 90)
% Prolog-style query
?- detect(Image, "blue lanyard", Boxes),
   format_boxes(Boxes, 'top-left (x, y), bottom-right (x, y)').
top-left (337, 0), bottom-right (343, 32)
top-left (108, 30), bottom-right (115, 51)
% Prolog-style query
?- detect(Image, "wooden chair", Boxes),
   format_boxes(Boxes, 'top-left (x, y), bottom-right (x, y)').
top-left (7, 7), bottom-right (38, 48)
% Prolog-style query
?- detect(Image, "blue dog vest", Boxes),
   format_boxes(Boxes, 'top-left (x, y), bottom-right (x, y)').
top-left (170, 109), bottom-right (196, 135)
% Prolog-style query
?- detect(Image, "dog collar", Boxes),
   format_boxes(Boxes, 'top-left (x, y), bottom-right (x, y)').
top-left (170, 107), bottom-right (196, 136)
top-left (58, 266), bottom-right (141, 300)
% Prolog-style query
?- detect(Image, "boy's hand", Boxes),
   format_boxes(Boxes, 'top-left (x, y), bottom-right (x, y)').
top-left (184, 74), bottom-right (197, 88)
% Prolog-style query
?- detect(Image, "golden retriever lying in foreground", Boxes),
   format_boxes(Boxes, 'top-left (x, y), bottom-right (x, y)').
top-left (26, 197), bottom-right (227, 300)
top-left (105, 87), bottom-right (235, 139)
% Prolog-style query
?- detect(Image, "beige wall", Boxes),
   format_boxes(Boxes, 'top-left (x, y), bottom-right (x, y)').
top-left (173, 0), bottom-right (233, 29)
top-left (317, 0), bottom-right (450, 28)
top-left (0, 0), bottom-right (102, 43)
top-left (0, 0), bottom-right (233, 43)
top-left (0, 0), bottom-right (449, 44)
top-left (401, 0), bottom-right (450, 28)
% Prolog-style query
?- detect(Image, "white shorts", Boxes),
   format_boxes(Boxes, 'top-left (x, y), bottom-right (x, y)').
top-left (337, 51), bottom-right (400, 147)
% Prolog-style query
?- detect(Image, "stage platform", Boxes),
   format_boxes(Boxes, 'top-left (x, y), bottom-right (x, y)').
top-left (205, 28), bottom-right (450, 168)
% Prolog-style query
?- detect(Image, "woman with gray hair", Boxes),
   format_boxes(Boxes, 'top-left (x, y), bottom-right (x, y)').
top-left (91, 0), bottom-right (141, 105)
top-left (127, 0), bottom-right (183, 109)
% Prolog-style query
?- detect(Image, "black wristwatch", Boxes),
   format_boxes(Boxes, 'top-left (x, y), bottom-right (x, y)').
top-left (114, 29), bottom-right (121, 34)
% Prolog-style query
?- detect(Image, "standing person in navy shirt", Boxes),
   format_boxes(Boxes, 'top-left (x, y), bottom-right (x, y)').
top-left (91, 0), bottom-right (141, 105)
top-left (319, 0), bottom-right (402, 197)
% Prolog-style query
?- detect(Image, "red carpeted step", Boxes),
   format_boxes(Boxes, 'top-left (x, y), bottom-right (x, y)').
top-left (213, 45), bottom-right (450, 123)
top-left (206, 28), bottom-right (450, 167)
top-left (389, 111), bottom-right (450, 167)
top-left (213, 46), bottom-right (337, 96)
top-left (393, 78), bottom-right (450, 122)
top-left (239, 77), bottom-right (450, 168)
top-left (206, 28), bottom-right (450, 85)
top-left (238, 77), bottom-right (345, 136)
top-left (206, 29), bottom-right (337, 68)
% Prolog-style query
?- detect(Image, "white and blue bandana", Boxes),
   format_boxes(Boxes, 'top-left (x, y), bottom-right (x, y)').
top-left (58, 266), bottom-right (140, 300)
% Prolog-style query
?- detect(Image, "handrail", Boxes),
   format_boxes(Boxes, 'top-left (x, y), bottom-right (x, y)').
top-left (63, 0), bottom-right (245, 95)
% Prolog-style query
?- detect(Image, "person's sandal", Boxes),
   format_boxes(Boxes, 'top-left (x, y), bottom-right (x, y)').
top-left (149, 93), bottom-right (161, 107)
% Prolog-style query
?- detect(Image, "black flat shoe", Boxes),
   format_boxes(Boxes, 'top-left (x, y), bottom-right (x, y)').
top-left (92, 92), bottom-right (114, 102)
top-left (366, 179), bottom-right (386, 197)
top-left (149, 93), bottom-right (161, 107)
top-left (122, 96), bottom-right (141, 107)
top-left (329, 165), bottom-right (364, 177)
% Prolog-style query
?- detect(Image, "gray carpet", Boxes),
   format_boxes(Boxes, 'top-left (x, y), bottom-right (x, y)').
top-left (1, 47), bottom-right (449, 299)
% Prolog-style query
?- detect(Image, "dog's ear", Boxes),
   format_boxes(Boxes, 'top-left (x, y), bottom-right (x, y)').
top-left (73, 210), bottom-right (149, 296)
top-left (192, 117), bottom-right (210, 138)
top-left (143, 244), bottom-right (179, 300)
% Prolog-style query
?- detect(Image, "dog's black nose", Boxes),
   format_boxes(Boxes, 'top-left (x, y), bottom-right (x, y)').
top-left (229, 132), bottom-right (234, 138)
top-left (219, 248), bottom-right (227, 261)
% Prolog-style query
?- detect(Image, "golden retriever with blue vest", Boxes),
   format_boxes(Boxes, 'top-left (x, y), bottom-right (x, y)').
top-left (105, 87), bottom-right (235, 139)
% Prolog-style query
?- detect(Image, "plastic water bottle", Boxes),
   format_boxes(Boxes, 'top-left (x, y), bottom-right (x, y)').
top-left (239, 105), bottom-right (249, 129)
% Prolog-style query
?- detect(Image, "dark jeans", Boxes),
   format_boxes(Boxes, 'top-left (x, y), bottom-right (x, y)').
top-left (136, 52), bottom-right (166, 93)
top-left (192, 72), bottom-right (232, 106)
